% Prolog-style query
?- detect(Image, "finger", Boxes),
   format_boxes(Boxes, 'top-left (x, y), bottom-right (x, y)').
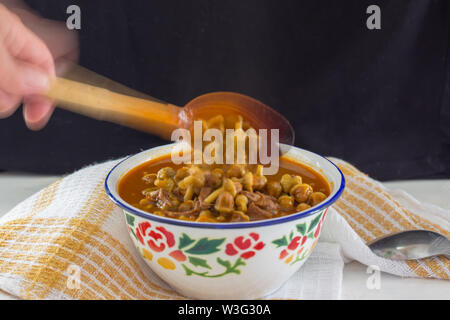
top-left (0, 43), bottom-right (51, 96)
top-left (0, 7), bottom-right (55, 75)
top-left (22, 95), bottom-right (54, 130)
top-left (0, 8), bottom-right (54, 96)
top-left (0, 89), bottom-right (21, 118)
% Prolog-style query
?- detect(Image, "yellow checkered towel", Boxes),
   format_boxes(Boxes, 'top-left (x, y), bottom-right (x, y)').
top-left (0, 158), bottom-right (448, 300)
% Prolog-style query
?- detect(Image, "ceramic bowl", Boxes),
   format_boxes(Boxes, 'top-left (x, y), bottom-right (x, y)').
top-left (105, 143), bottom-right (345, 299)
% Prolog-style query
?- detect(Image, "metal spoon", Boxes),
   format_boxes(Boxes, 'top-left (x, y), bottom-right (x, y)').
top-left (368, 230), bottom-right (450, 260)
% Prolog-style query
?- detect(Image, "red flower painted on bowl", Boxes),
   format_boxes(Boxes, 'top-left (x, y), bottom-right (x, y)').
top-left (136, 221), bottom-right (175, 251)
top-left (279, 235), bottom-right (308, 263)
top-left (136, 221), bottom-right (186, 269)
top-left (225, 233), bottom-right (265, 260)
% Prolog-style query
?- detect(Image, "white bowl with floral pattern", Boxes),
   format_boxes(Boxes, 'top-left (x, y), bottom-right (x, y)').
top-left (105, 143), bottom-right (345, 299)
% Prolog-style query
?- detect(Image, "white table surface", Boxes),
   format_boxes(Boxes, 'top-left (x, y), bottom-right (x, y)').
top-left (0, 173), bottom-right (449, 300)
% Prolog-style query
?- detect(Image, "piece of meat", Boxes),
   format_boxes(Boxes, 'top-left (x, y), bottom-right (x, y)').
top-left (198, 187), bottom-right (212, 201)
top-left (164, 207), bottom-right (199, 217)
top-left (148, 188), bottom-right (176, 210)
top-left (164, 200), bottom-right (201, 217)
top-left (239, 191), bottom-right (278, 214)
top-left (147, 188), bottom-right (160, 201)
top-left (253, 192), bottom-right (279, 214)
top-left (240, 190), bottom-right (261, 202)
top-left (239, 190), bottom-right (279, 219)
top-left (255, 192), bottom-right (278, 203)
top-left (197, 199), bottom-right (212, 210)
top-left (204, 172), bottom-right (220, 188)
top-left (247, 202), bottom-right (274, 219)
top-left (197, 187), bottom-right (213, 210)
top-left (254, 196), bottom-right (278, 214)
top-left (172, 186), bottom-right (185, 202)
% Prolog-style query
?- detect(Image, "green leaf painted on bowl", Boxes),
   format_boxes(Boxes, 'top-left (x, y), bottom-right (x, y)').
top-left (217, 257), bottom-right (232, 269)
top-left (129, 228), bottom-right (138, 241)
top-left (307, 213), bottom-right (322, 233)
top-left (125, 213), bottom-right (135, 227)
top-left (185, 238), bottom-right (225, 255)
top-left (182, 257), bottom-right (246, 278)
top-left (182, 264), bottom-right (196, 276)
top-left (188, 256), bottom-right (212, 269)
top-left (178, 233), bottom-right (195, 250)
top-left (272, 236), bottom-right (288, 248)
top-left (296, 223), bottom-right (306, 235)
top-left (290, 250), bottom-right (308, 265)
top-left (216, 257), bottom-right (245, 275)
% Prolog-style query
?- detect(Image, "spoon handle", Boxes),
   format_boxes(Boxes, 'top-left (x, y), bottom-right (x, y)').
top-left (45, 77), bottom-right (182, 139)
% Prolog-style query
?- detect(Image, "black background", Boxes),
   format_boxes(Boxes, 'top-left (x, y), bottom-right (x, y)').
top-left (1, 0), bottom-right (449, 180)
top-left (0, 299), bottom-right (445, 317)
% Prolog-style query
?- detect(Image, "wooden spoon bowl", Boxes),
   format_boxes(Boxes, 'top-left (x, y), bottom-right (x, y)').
top-left (182, 92), bottom-right (294, 145)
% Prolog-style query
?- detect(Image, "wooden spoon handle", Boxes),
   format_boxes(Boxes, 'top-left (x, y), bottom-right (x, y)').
top-left (45, 77), bottom-right (182, 139)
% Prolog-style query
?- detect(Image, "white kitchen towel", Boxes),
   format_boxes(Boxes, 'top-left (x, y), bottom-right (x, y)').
top-left (0, 157), bottom-right (447, 300)
top-left (324, 158), bottom-right (449, 279)
top-left (268, 242), bottom-right (344, 300)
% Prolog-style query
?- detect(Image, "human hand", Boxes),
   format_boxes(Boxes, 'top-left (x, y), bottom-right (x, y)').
top-left (0, 3), bottom-right (57, 130)
top-left (0, 1), bottom-right (80, 130)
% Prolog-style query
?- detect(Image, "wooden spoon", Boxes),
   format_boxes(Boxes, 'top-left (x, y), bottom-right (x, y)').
top-left (45, 76), bottom-right (295, 145)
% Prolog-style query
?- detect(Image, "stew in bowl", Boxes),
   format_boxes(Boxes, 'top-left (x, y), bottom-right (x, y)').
top-left (118, 155), bottom-right (331, 223)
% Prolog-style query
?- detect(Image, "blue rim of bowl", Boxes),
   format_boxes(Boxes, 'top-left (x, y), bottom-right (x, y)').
top-left (104, 148), bottom-right (345, 229)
